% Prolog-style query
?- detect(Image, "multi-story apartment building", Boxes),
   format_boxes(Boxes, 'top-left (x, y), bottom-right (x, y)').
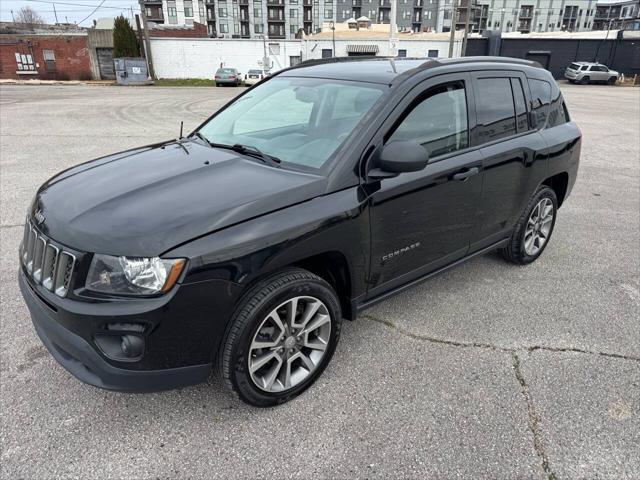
top-left (143, 0), bottom-right (611, 39)
top-left (142, 0), bottom-right (441, 39)
top-left (592, 0), bottom-right (639, 29)
top-left (437, 0), bottom-right (598, 33)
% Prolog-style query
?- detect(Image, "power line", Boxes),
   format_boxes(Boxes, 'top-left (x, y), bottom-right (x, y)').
top-left (76, 0), bottom-right (106, 24)
top-left (13, 0), bottom-right (140, 11)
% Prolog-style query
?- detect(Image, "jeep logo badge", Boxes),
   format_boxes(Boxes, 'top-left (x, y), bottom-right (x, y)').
top-left (34, 209), bottom-right (45, 225)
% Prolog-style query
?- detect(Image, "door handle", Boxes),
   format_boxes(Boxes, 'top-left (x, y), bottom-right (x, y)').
top-left (452, 167), bottom-right (479, 181)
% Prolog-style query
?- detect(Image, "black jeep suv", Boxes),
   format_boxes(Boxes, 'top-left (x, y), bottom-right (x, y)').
top-left (19, 57), bottom-right (580, 406)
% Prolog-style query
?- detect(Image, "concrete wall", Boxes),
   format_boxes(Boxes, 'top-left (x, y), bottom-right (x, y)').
top-left (149, 37), bottom-right (302, 78)
top-left (301, 37), bottom-right (462, 59)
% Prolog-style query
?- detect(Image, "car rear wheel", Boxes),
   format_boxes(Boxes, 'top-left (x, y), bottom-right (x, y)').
top-left (500, 186), bottom-right (558, 265)
top-left (579, 76), bottom-right (590, 85)
top-left (219, 268), bottom-right (342, 407)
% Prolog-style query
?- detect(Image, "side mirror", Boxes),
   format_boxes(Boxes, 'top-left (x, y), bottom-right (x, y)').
top-left (368, 141), bottom-right (429, 179)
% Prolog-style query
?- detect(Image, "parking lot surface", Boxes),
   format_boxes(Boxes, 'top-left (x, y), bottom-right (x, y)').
top-left (1, 83), bottom-right (638, 479)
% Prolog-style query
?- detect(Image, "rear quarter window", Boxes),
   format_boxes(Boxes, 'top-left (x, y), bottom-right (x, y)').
top-left (528, 78), bottom-right (551, 128)
top-left (547, 82), bottom-right (570, 128)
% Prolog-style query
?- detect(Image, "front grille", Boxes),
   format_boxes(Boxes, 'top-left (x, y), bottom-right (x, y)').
top-left (20, 219), bottom-right (76, 297)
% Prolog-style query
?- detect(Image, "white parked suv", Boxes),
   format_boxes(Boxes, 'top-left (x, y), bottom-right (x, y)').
top-left (565, 62), bottom-right (620, 85)
top-left (244, 69), bottom-right (267, 86)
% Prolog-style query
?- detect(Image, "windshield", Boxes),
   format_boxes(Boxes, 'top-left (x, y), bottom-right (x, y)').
top-left (218, 68), bottom-right (235, 74)
top-left (197, 77), bottom-right (384, 170)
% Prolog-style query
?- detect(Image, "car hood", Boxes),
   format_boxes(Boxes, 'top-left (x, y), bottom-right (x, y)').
top-left (31, 140), bottom-right (327, 256)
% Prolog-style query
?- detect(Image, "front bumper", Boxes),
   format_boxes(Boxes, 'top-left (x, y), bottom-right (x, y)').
top-left (19, 269), bottom-right (215, 392)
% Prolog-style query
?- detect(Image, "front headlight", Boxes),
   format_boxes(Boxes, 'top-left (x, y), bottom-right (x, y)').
top-left (86, 254), bottom-right (186, 295)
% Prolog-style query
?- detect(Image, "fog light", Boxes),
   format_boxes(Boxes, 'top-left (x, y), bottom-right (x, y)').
top-left (121, 335), bottom-right (144, 358)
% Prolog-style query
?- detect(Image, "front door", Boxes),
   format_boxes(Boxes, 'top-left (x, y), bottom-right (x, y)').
top-left (366, 73), bottom-right (483, 297)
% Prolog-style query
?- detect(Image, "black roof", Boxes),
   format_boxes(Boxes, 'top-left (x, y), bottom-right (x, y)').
top-left (279, 56), bottom-right (542, 84)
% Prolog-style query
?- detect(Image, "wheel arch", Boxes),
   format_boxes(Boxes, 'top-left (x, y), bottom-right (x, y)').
top-left (542, 172), bottom-right (569, 207)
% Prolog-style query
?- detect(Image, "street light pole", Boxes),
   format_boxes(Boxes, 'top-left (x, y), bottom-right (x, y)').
top-left (329, 21), bottom-right (336, 57)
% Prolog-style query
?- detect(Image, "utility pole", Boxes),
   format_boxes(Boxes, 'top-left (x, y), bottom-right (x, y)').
top-left (11, 10), bottom-right (15, 22)
top-left (53, 3), bottom-right (59, 24)
top-left (448, 0), bottom-right (459, 58)
top-left (461, 0), bottom-right (471, 56)
top-left (135, 14), bottom-right (145, 58)
top-left (137, 0), bottom-right (156, 79)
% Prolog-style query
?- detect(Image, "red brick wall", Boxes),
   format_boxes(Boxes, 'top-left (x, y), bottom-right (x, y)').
top-left (149, 22), bottom-right (207, 38)
top-left (0, 35), bottom-right (91, 80)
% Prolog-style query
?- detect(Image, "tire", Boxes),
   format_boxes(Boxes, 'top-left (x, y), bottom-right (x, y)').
top-left (219, 268), bottom-right (342, 407)
top-left (500, 186), bottom-right (558, 265)
top-left (607, 76), bottom-right (617, 85)
top-left (579, 76), bottom-right (590, 85)
top-left (215, 82), bottom-right (220, 87)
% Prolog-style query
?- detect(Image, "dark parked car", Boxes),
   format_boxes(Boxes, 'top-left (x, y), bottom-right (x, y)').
top-left (19, 57), bottom-right (581, 407)
top-left (215, 67), bottom-right (241, 86)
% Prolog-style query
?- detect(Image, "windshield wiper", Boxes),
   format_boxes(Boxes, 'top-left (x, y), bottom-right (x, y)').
top-left (230, 143), bottom-right (281, 167)
top-left (190, 133), bottom-right (281, 167)
top-left (191, 131), bottom-right (213, 148)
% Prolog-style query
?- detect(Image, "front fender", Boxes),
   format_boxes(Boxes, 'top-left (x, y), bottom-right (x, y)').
top-left (165, 186), bottom-right (370, 302)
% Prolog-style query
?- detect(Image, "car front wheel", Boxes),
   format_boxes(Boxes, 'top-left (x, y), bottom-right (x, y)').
top-left (219, 268), bottom-right (342, 407)
top-left (607, 76), bottom-right (617, 85)
top-left (501, 186), bottom-right (558, 265)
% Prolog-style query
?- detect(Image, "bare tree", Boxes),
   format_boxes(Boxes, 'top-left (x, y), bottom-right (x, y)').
top-left (15, 7), bottom-right (45, 26)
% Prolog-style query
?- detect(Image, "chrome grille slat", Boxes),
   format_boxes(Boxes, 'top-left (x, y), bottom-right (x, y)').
top-left (33, 236), bottom-right (46, 283)
top-left (20, 220), bottom-right (77, 298)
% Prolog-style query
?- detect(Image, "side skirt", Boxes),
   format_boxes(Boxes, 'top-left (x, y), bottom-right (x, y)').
top-left (353, 238), bottom-right (509, 315)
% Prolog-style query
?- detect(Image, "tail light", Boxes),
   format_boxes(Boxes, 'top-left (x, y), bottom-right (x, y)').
top-left (245, 74), bottom-right (247, 79)
top-left (215, 75), bottom-right (220, 79)
top-left (229, 75), bottom-right (236, 79)
top-left (260, 74), bottom-right (263, 79)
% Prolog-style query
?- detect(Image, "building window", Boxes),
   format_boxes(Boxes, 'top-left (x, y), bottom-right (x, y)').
top-left (325, 9), bottom-right (333, 18)
top-left (255, 23), bottom-right (264, 33)
top-left (254, 7), bottom-right (262, 16)
top-left (199, 1), bottom-right (205, 17)
top-left (397, 49), bottom-right (407, 57)
top-left (184, 0), bottom-right (193, 16)
top-left (168, 6), bottom-right (177, 16)
top-left (290, 8), bottom-right (298, 17)
top-left (219, 7), bottom-right (227, 16)
top-left (322, 48), bottom-right (333, 58)
top-left (290, 23), bottom-right (299, 33)
top-left (15, 52), bottom-right (35, 72)
top-left (428, 49), bottom-right (438, 57)
top-left (220, 22), bottom-right (229, 32)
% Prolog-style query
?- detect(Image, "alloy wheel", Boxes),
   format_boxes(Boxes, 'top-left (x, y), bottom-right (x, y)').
top-left (248, 296), bottom-right (331, 393)
top-left (524, 197), bottom-right (554, 256)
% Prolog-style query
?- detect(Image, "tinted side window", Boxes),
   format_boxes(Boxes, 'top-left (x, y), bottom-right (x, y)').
top-left (528, 78), bottom-right (551, 128)
top-left (389, 82), bottom-right (468, 158)
top-left (511, 78), bottom-right (529, 133)
top-left (547, 82), bottom-right (569, 128)
top-left (476, 78), bottom-right (517, 143)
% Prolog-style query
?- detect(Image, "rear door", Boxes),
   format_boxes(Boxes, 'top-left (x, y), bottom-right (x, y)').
top-left (469, 70), bottom-right (548, 251)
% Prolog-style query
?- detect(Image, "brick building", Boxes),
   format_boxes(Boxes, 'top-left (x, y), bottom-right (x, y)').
top-left (0, 23), bottom-right (91, 80)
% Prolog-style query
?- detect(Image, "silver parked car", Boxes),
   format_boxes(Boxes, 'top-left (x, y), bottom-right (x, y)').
top-left (565, 62), bottom-right (620, 85)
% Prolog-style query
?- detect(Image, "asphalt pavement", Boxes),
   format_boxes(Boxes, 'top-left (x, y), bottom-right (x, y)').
top-left (0, 82), bottom-right (638, 479)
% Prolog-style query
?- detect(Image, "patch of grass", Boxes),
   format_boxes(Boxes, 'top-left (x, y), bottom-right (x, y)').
top-left (154, 78), bottom-right (217, 87)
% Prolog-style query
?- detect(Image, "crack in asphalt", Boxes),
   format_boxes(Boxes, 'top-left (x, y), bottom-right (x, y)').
top-left (512, 353), bottom-right (556, 480)
top-left (362, 314), bottom-right (640, 362)
top-left (0, 224), bottom-right (25, 229)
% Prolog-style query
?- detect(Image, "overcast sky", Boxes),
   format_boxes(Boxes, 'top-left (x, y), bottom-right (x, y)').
top-left (1, 0), bottom-right (141, 26)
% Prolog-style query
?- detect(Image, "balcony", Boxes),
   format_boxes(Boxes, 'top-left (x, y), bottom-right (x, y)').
top-left (267, 0), bottom-right (284, 4)
top-left (379, 0), bottom-right (391, 8)
top-left (303, 0), bottom-right (312, 5)
top-left (352, 0), bottom-right (362, 5)
top-left (519, 8), bottom-right (533, 18)
top-left (239, 0), bottom-right (248, 3)
top-left (143, 0), bottom-right (162, 4)
top-left (146, 12), bottom-right (164, 21)
top-left (414, 0), bottom-right (423, 6)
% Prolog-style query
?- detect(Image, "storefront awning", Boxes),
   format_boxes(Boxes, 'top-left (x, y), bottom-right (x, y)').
top-left (345, 44), bottom-right (380, 54)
